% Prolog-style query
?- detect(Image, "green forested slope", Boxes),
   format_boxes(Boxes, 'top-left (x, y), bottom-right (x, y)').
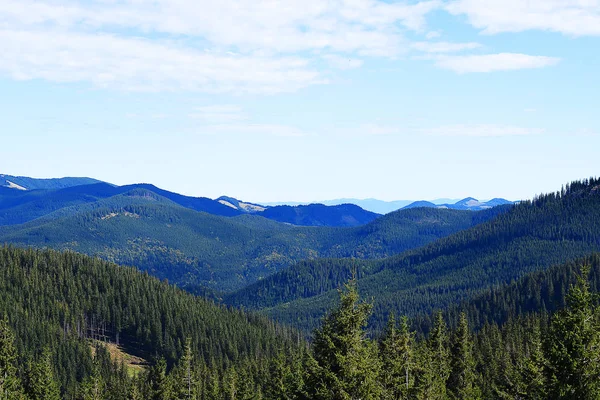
top-left (245, 178), bottom-right (600, 331)
top-left (0, 192), bottom-right (498, 291)
top-left (2, 246), bottom-right (600, 399)
top-left (0, 246), bottom-right (298, 398)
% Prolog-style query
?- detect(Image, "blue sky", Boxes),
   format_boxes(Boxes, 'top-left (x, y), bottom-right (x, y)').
top-left (1, 0), bottom-right (598, 203)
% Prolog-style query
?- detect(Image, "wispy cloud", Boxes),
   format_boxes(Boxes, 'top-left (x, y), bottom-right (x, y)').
top-left (189, 105), bottom-right (246, 123)
top-left (0, 0), bottom-right (445, 93)
top-left (446, 0), bottom-right (600, 36)
top-left (0, 30), bottom-right (323, 94)
top-left (425, 124), bottom-right (545, 137)
top-left (188, 105), bottom-right (306, 137)
top-left (434, 53), bottom-right (560, 73)
top-left (322, 54), bottom-right (364, 70)
top-left (411, 41), bottom-right (482, 53)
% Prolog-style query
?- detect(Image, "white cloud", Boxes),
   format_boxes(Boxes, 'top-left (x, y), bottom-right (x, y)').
top-left (425, 124), bottom-right (545, 137)
top-left (411, 41), bottom-right (482, 53)
top-left (189, 105), bottom-right (246, 122)
top-left (322, 54), bottom-right (364, 70)
top-left (0, 0), bottom-right (444, 93)
top-left (434, 53), bottom-right (560, 73)
top-left (446, 0), bottom-right (600, 36)
top-left (425, 31), bottom-right (442, 39)
top-left (0, 29), bottom-right (323, 94)
top-left (0, 0), bottom-right (439, 56)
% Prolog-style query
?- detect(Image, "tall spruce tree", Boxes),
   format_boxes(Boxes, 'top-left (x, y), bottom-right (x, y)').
top-left (147, 357), bottom-right (170, 400)
top-left (25, 348), bottom-right (61, 400)
top-left (547, 265), bottom-right (600, 399)
top-left (307, 278), bottom-right (382, 400)
top-left (170, 339), bottom-right (197, 400)
top-left (416, 311), bottom-right (450, 400)
top-left (0, 319), bottom-right (24, 400)
top-left (517, 323), bottom-right (547, 400)
top-left (448, 313), bottom-right (480, 400)
top-left (380, 315), bottom-right (415, 399)
top-left (80, 361), bottom-right (105, 400)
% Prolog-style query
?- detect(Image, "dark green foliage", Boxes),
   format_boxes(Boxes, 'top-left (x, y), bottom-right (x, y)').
top-left (249, 178), bottom-right (600, 331)
top-left (0, 191), bottom-right (493, 291)
top-left (0, 246), bottom-right (298, 397)
top-left (3, 244), bottom-right (600, 399)
top-left (380, 315), bottom-right (415, 399)
top-left (546, 265), bottom-right (600, 399)
top-left (24, 348), bottom-right (61, 400)
top-left (0, 318), bottom-right (25, 399)
top-left (305, 279), bottom-right (382, 399)
top-left (447, 313), bottom-right (480, 400)
top-left (416, 312), bottom-right (451, 399)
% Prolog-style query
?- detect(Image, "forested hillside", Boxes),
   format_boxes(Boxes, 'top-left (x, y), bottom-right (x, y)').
top-left (259, 203), bottom-right (380, 227)
top-left (0, 191), bottom-right (499, 291)
top-left (240, 178), bottom-right (600, 331)
top-left (0, 247), bottom-right (300, 399)
top-left (2, 246), bottom-right (600, 399)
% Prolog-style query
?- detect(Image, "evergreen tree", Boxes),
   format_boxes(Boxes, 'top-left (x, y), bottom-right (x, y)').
top-left (170, 339), bottom-right (197, 399)
top-left (147, 357), bottom-right (169, 400)
top-left (307, 278), bottom-right (382, 399)
top-left (266, 349), bottom-right (304, 400)
top-left (448, 313), bottom-right (480, 400)
top-left (0, 319), bottom-right (24, 400)
top-left (80, 361), bottom-right (105, 400)
top-left (547, 265), bottom-right (600, 399)
top-left (380, 314), bottom-right (415, 399)
top-left (416, 311), bottom-right (450, 400)
top-left (25, 348), bottom-right (61, 400)
top-left (516, 324), bottom-right (547, 400)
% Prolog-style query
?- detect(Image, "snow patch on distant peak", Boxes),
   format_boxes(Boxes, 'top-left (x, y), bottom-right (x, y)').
top-left (218, 200), bottom-right (238, 209)
top-left (5, 180), bottom-right (27, 190)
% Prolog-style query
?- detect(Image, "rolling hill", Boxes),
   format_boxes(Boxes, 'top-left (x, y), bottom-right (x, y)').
top-left (0, 246), bottom-right (299, 397)
top-left (0, 187), bottom-right (505, 291)
top-left (0, 179), bottom-right (380, 227)
top-left (226, 178), bottom-right (600, 331)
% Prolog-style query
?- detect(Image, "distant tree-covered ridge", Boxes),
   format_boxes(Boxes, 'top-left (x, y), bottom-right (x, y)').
top-left (0, 187), bottom-right (500, 291)
top-left (240, 177), bottom-right (600, 331)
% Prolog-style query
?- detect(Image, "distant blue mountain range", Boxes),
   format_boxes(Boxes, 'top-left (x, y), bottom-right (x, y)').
top-left (0, 174), bottom-right (380, 227)
top-left (402, 197), bottom-right (515, 211)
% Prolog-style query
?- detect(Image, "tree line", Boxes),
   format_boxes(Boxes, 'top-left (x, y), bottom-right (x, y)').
top-left (2, 247), bottom-right (600, 398)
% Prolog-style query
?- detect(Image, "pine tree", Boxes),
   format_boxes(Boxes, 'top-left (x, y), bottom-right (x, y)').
top-left (380, 315), bottom-right (415, 399)
top-left (416, 311), bottom-right (450, 400)
top-left (448, 313), bottom-right (480, 400)
top-left (307, 278), bottom-right (382, 399)
top-left (25, 348), bottom-right (61, 400)
top-left (0, 318), bottom-right (24, 400)
top-left (547, 265), bottom-right (600, 399)
top-left (517, 323), bottom-right (547, 400)
top-left (80, 361), bottom-right (105, 400)
top-left (170, 339), bottom-right (197, 399)
top-left (147, 357), bottom-right (169, 400)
